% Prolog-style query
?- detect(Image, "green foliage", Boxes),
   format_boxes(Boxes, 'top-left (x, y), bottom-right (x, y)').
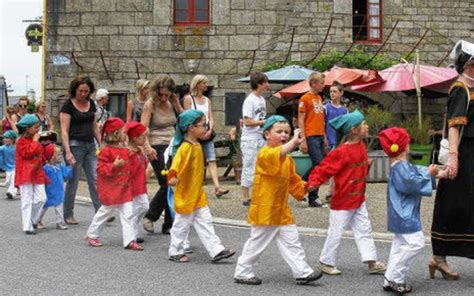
top-left (27, 101), bottom-right (37, 114)
top-left (399, 116), bottom-right (433, 145)
top-left (362, 105), bottom-right (394, 150)
top-left (310, 50), bottom-right (344, 72)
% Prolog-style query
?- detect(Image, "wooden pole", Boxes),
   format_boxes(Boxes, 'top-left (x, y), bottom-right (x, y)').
top-left (415, 50), bottom-right (422, 129)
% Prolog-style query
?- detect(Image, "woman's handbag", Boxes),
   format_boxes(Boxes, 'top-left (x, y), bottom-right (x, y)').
top-left (190, 95), bottom-right (215, 143)
top-left (438, 82), bottom-right (471, 165)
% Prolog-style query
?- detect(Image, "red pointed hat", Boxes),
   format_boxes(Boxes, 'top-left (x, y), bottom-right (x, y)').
top-left (125, 121), bottom-right (146, 140)
top-left (103, 117), bottom-right (125, 134)
top-left (44, 144), bottom-right (56, 161)
top-left (378, 127), bottom-right (410, 157)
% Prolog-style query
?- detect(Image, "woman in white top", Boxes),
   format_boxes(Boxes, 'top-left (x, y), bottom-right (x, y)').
top-left (183, 75), bottom-right (229, 198)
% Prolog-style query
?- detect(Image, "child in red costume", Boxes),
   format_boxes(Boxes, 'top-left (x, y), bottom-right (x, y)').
top-left (126, 121), bottom-right (150, 244)
top-left (15, 114), bottom-right (49, 234)
top-left (308, 110), bottom-right (386, 275)
top-left (85, 117), bottom-right (142, 250)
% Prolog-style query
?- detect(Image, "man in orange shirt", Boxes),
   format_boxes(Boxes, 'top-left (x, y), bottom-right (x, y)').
top-left (298, 72), bottom-right (326, 207)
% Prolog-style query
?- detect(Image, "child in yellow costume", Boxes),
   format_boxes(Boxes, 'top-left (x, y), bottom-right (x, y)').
top-left (234, 115), bottom-right (323, 285)
top-left (167, 109), bottom-right (235, 263)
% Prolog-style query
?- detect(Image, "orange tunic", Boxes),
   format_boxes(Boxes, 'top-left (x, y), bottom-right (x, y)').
top-left (298, 91), bottom-right (325, 136)
top-left (248, 146), bottom-right (307, 226)
top-left (97, 146), bottom-right (133, 206)
top-left (168, 141), bottom-right (208, 215)
top-left (308, 141), bottom-right (369, 210)
top-left (15, 136), bottom-right (48, 187)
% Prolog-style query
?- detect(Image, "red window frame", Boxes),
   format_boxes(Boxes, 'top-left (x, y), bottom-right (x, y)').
top-left (173, 0), bottom-right (210, 26)
top-left (353, 0), bottom-right (383, 44)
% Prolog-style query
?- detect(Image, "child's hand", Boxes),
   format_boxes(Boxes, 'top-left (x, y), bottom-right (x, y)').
top-left (428, 164), bottom-right (439, 177)
top-left (168, 177), bottom-right (178, 186)
top-left (113, 156), bottom-right (125, 168)
top-left (33, 133), bottom-right (40, 142)
top-left (293, 128), bottom-right (304, 145)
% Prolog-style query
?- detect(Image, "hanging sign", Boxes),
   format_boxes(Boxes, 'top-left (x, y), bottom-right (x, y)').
top-left (25, 23), bottom-right (43, 46)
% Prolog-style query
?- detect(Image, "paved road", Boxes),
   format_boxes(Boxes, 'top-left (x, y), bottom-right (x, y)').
top-left (0, 189), bottom-right (472, 295)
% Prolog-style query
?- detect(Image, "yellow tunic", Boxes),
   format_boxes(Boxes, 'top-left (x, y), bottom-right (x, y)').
top-left (248, 146), bottom-right (307, 225)
top-left (169, 141), bottom-right (208, 215)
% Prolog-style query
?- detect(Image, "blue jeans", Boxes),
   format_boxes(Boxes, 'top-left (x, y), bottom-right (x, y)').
top-left (63, 140), bottom-right (100, 219)
top-left (303, 136), bottom-right (325, 201)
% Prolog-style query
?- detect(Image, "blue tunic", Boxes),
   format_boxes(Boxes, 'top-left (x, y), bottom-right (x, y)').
top-left (0, 145), bottom-right (16, 172)
top-left (324, 103), bottom-right (348, 146)
top-left (43, 164), bottom-right (72, 208)
top-left (387, 160), bottom-right (435, 234)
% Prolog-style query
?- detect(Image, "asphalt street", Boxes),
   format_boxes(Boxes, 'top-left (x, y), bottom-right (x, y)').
top-left (0, 189), bottom-right (472, 295)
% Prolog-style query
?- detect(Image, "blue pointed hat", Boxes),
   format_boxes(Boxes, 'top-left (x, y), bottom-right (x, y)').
top-left (172, 109), bottom-right (205, 156)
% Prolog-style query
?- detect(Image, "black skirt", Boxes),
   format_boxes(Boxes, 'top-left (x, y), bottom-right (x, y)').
top-left (431, 137), bottom-right (474, 258)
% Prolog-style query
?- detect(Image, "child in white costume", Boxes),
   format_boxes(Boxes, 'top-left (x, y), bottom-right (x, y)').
top-left (167, 109), bottom-right (235, 263)
top-left (234, 115), bottom-right (322, 285)
top-left (0, 130), bottom-right (18, 199)
top-left (308, 110), bottom-right (386, 275)
top-left (378, 127), bottom-right (444, 294)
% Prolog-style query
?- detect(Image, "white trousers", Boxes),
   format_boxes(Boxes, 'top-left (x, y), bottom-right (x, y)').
top-left (132, 194), bottom-right (150, 239)
top-left (20, 184), bottom-right (47, 232)
top-left (169, 206), bottom-right (224, 258)
top-left (5, 170), bottom-right (16, 195)
top-left (234, 224), bottom-right (314, 279)
top-left (320, 202), bottom-right (377, 266)
top-left (86, 202), bottom-right (135, 247)
top-left (384, 231), bottom-right (425, 284)
top-left (40, 204), bottom-right (65, 224)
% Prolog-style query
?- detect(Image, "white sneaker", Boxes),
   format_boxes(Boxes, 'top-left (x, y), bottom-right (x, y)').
top-left (317, 262), bottom-right (342, 275)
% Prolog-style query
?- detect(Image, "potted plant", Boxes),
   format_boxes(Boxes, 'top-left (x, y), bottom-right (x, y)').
top-left (400, 115), bottom-right (433, 166)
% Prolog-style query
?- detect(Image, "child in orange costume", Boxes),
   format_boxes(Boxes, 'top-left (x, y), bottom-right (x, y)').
top-left (85, 117), bottom-right (142, 250)
top-left (234, 115), bottom-right (322, 285)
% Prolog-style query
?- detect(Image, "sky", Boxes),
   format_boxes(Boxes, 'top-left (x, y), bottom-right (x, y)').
top-left (0, 0), bottom-right (42, 98)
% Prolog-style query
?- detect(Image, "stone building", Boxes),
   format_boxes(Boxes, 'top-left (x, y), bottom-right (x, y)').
top-left (44, 0), bottom-right (473, 131)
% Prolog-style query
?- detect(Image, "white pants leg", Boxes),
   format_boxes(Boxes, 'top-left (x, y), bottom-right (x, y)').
top-left (54, 204), bottom-right (65, 224)
top-left (384, 231), bottom-right (425, 284)
top-left (132, 194), bottom-right (150, 239)
top-left (235, 226), bottom-right (280, 279)
top-left (192, 206), bottom-right (225, 258)
top-left (351, 202), bottom-right (378, 263)
top-left (275, 225), bottom-right (314, 278)
top-left (319, 209), bottom-right (353, 266)
top-left (20, 184), bottom-right (47, 231)
top-left (117, 202), bottom-right (135, 247)
top-left (169, 210), bottom-right (195, 257)
top-left (5, 170), bottom-right (16, 195)
top-left (39, 207), bottom-right (48, 222)
top-left (87, 205), bottom-right (115, 239)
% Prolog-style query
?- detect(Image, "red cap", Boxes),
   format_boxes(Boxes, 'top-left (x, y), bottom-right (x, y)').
top-left (125, 121), bottom-right (146, 140)
top-left (378, 127), bottom-right (410, 157)
top-left (103, 117), bottom-right (125, 134)
top-left (44, 144), bottom-right (56, 161)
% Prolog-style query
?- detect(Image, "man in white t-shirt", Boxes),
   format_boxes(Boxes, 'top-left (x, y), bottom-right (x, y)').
top-left (240, 72), bottom-right (269, 206)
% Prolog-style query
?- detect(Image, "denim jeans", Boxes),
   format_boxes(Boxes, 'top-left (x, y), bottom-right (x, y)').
top-left (63, 140), bottom-right (100, 219)
top-left (303, 135), bottom-right (325, 201)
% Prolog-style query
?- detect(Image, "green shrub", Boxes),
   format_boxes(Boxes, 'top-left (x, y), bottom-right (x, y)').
top-left (362, 105), bottom-right (394, 150)
top-left (399, 116), bottom-right (433, 145)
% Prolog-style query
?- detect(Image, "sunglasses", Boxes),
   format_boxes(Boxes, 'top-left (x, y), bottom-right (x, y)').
top-left (19, 104), bottom-right (27, 108)
top-left (194, 122), bottom-right (209, 129)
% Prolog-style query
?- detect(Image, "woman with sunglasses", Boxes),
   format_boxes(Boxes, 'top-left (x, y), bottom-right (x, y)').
top-left (59, 76), bottom-right (101, 225)
top-left (35, 102), bottom-right (55, 132)
top-left (2, 106), bottom-right (18, 133)
top-left (12, 97), bottom-right (29, 124)
top-left (140, 74), bottom-right (183, 235)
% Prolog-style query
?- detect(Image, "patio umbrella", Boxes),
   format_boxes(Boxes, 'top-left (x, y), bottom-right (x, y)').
top-left (274, 66), bottom-right (385, 98)
top-left (237, 65), bottom-right (314, 83)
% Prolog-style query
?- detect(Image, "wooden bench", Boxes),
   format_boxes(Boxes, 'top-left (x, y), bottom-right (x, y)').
top-left (214, 138), bottom-right (237, 177)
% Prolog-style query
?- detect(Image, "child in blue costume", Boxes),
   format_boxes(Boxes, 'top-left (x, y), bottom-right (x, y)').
top-left (0, 130), bottom-right (18, 199)
top-left (378, 127), bottom-right (445, 294)
top-left (38, 144), bottom-right (72, 230)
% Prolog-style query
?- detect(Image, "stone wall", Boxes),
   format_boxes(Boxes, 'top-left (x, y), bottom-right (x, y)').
top-left (45, 0), bottom-right (472, 131)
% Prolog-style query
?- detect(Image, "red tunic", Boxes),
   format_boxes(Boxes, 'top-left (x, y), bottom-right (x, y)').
top-left (129, 148), bottom-right (147, 197)
top-left (14, 136), bottom-right (49, 187)
top-left (308, 141), bottom-right (369, 210)
top-left (97, 145), bottom-right (132, 206)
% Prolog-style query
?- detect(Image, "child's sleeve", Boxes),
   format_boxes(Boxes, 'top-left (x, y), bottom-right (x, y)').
top-left (167, 144), bottom-right (193, 182)
top-left (60, 165), bottom-right (73, 181)
top-left (17, 140), bottom-right (43, 159)
top-left (96, 149), bottom-right (116, 177)
top-left (308, 148), bottom-right (345, 187)
top-left (288, 159), bottom-right (306, 200)
top-left (0, 147), bottom-right (5, 170)
top-left (392, 162), bottom-right (434, 197)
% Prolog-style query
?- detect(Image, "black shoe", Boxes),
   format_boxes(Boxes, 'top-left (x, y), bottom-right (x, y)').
top-left (212, 248), bottom-right (236, 262)
top-left (296, 271), bottom-right (323, 285)
top-left (383, 278), bottom-right (412, 294)
top-left (136, 237), bottom-right (144, 244)
top-left (106, 216), bottom-right (115, 223)
top-left (308, 199), bottom-right (323, 207)
top-left (234, 277), bottom-right (262, 285)
top-left (242, 200), bottom-right (250, 207)
top-left (24, 230), bottom-right (36, 235)
top-left (6, 192), bottom-right (13, 199)
top-left (162, 226), bottom-right (171, 235)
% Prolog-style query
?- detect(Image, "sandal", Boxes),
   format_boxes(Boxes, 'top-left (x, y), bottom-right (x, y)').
top-left (215, 186), bottom-right (229, 198)
top-left (169, 254), bottom-right (189, 263)
top-left (368, 261), bottom-right (387, 274)
top-left (212, 248), bottom-right (236, 262)
top-left (383, 278), bottom-right (412, 294)
top-left (85, 236), bottom-right (103, 247)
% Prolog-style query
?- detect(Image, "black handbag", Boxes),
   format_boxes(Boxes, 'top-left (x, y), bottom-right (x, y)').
top-left (190, 95), bottom-right (215, 143)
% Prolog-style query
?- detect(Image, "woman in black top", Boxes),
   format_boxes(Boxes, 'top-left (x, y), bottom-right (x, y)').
top-left (60, 76), bottom-right (101, 225)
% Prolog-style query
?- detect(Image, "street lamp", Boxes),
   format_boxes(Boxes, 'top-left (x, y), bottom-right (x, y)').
top-left (0, 75), bottom-right (6, 117)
